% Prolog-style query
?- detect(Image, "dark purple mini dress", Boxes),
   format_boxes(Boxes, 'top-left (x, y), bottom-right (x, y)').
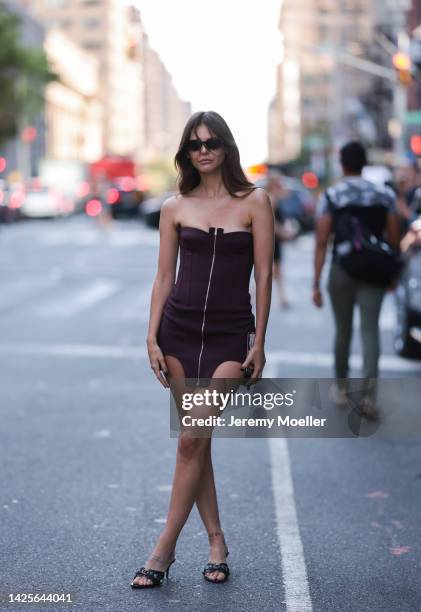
top-left (157, 225), bottom-right (256, 386)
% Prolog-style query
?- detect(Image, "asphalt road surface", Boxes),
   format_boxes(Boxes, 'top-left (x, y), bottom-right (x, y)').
top-left (1, 216), bottom-right (421, 612)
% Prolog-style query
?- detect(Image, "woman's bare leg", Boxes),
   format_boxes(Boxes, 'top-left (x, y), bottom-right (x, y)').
top-left (194, 360), bottom-right (243, 581)
top-left (133, 356), bottom-right (215, 586)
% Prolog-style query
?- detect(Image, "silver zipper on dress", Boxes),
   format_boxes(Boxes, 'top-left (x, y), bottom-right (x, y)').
top-left (196, 228), bottom-right (218, 386)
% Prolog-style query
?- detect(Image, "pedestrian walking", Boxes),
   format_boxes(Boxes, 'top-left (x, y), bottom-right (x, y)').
top-left (93, 171), bottom-right (113, 229)
top-left (131, 111), bottom-right (273, 588)
top-left (266, 172), bottom-right (297, 308)
top-left (312, 141), bottom-right (401, 420)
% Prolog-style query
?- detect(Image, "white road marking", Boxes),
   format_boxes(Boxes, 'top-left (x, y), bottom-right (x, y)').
top-left (37, 280), bottom-right (120, 317)
top-left (108, 230), bottom-right (159, 247)
top-left (269, 437), bottom-right (313, 612)
top-left (93, 429), bottom-right (111, 438)
top-left (118, 284), bottom-right (153, 320)
top-left (0, 341), bottom-right (418, 373)
top-left (266, 350), bottom-right (421, 372)
top-left (39, 230), bottom-right (100, 246)
top-left (270, 294), bottom-right (397, 333)
top-left (0, 343), bottom-right (147, 359)
top-left (0, 278), bottom-right (59, 309)
top-left (37, 226), bottom-right (159, 247)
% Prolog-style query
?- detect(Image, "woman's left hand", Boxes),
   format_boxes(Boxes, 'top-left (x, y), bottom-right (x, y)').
top-left (241, 344), bottom-right (266, 383)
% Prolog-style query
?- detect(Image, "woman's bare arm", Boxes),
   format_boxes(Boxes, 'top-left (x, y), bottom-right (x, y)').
top-left (241, 188), bottom-right (274, 380)
top-left (146, 196), bottom-right (179, 386)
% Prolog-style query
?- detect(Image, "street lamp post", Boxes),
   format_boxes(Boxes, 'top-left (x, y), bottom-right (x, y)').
top-left (387, 0), bottom-right (412, 165)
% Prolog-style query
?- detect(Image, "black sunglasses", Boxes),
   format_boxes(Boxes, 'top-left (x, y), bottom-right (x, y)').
top-left (187, 137), bottom-right (223, 152)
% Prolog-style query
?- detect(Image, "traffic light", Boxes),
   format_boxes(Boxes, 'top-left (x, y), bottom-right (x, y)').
top-left (393, 52), bottom-right (412, 86)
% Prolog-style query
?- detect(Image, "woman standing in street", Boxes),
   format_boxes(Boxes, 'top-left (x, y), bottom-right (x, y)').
top-left (130, 111), bottom-right (273, 587)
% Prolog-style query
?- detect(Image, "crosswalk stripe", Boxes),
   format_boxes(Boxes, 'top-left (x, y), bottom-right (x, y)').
top-left (0, 341), bottom-right (419, 374)
top-left (120, 284), bottom-right (153, 320)
top-left (0, 278), bottom-right (59, 309)
top-left (36, 226), bottom-right (159, 247)
top-left (266, 350), bottom-right (421, 372)
top-left (0, 342), bottom-right (147, 358)
top-left (36, 280), bottom-right (120, 318)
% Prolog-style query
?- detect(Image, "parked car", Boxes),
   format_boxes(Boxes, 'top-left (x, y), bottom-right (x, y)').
top-left (394, 217), bottom-right (421, 358)
top-left (0, 180), bottom-right (14, 223)
top-left (0, 182), bottom-right (25, 222)
top-left (140, 191), bottom-right (175, 229)
top-left (79, 178), bottom-right (143, 219)
top-left (107, 177), bottom-right (143, 219)
top-left (256, 176), bottom-right (316, 232)
top-left (20, 186), bottom-right (73, 218)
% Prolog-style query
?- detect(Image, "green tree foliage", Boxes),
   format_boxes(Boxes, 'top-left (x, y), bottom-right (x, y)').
top-left (0, 5), bottom-right (57, 145)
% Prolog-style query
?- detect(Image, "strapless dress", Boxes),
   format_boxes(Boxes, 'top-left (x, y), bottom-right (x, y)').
top-left (157, 225), bottom-right (256, 386)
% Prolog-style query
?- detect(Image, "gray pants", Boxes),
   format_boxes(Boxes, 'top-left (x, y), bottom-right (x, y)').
top-left (328, 263), bottom-right (386, 394)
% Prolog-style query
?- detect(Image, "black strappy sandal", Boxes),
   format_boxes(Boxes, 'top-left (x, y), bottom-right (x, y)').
top-left (130, 556), bottom-right (176, 589)
top-left (203, 561), bottom-right (230, 583)
top-left (203, 531), bottom-right (230, 584)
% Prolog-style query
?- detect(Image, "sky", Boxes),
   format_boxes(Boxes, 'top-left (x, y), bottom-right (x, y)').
top-left (130, 0), bottom-right (283, 166)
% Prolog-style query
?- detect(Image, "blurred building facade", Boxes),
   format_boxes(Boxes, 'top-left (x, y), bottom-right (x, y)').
top-left (268, 0), bottom-right (417, 171)
top-left (140, 32), bottom-right (192, 161)
top-left (23, 0), bottom-right (145, 160)
top-left (407, 0), bottom-right (421, 150)
top-left (19, 0), bottom-right (191, 165)
top-left (44, 28), bottom-right (103, 162)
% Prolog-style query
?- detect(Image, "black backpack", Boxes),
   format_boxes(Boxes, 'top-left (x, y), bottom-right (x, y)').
top-left (328, 197), bottom-right (403, 287)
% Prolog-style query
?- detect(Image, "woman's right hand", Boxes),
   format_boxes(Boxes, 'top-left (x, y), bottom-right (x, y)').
top-left (147, 338), bottom-right (169, 388)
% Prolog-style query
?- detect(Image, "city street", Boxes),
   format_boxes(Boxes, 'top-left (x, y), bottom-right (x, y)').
top-left (1, 216), bottom-right (421, 612)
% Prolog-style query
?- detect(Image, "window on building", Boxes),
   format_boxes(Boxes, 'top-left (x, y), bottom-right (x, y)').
top-left (46, 0), bottom-right (70, 7)
top-left (83, 17), bottom-right (102, 28)
top-left (81, 0), bottom-right (101, 5)
top-left (84, 41), bottom-right (102, 50)
top-left (61, 18), bottom-right (73, 29)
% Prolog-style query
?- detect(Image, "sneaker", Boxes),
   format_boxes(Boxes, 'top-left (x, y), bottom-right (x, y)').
top-left (358, 396), bottom-right (380, 421)
top-left (328, 383), bottom-right (350, 407)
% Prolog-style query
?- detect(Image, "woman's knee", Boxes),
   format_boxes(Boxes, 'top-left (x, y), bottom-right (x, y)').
top-left (177, 432), bottom-right (210, 461)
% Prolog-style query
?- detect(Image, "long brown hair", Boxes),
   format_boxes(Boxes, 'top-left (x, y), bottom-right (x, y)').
top-left (175, 111), bottom-right (256, 197)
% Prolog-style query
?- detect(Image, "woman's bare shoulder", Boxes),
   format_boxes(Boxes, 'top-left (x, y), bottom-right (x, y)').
top-left (236, 187), bottom-right (270, 209)
top-left (161, 192), bottom-right (187, 216)
top-left (251, 186), bottom-right (270, 203)
top-left (161, 192), bottom-right (182, 208)
top-left (235, 186), bottom-right (269, 201)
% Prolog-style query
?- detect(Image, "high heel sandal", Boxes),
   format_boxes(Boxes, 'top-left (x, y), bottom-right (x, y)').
top-left (130, 554), bottom-right (176, 589)
top-left (203, 531), bottom-right (230, 584)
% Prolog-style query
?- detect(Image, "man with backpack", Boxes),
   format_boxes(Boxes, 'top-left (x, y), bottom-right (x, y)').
top-left (312, 142), bottom-right (401, 420)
